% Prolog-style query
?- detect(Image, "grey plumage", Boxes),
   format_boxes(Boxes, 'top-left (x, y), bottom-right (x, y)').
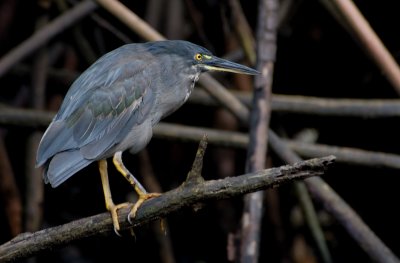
top-left (36, 40), bottom-right (258, 188)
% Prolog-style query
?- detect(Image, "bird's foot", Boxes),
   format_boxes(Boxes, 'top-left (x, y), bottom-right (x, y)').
top-left (128, 193), bottom-right (161, 224)
top-left (108, 202), bottom-right (132, 236)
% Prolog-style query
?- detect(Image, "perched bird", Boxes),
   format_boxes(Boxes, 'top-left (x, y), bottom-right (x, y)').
top-left (36, 40), bottom-right (259, 232)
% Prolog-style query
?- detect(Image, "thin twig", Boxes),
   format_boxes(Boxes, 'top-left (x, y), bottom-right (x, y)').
top-left (0, 156), bottom-right (335, 262)
top-left (0, 0), bottom-right (97, 78)
top-left (185, 135), bottom-right (207, 184)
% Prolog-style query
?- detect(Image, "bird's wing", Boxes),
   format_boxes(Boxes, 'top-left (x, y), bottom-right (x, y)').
top-left (36, 59), bottom-right (155, 165)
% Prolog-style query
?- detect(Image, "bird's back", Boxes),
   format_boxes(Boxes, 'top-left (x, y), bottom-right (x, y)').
top-left (37, 43), bottom-right (160, 187)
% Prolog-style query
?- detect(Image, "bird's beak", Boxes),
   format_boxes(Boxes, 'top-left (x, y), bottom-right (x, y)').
top-left (203, 56), bottom-right (260, 75)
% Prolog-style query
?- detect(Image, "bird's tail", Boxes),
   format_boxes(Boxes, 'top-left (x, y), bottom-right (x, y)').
top-left (43, 150), bottom-right (91, 188)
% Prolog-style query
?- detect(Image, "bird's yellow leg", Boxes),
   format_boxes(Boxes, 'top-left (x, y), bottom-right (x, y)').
top-left (112, 151), bottom-right (161, 223)
top-left (98, 159), bottom-right (131, 233)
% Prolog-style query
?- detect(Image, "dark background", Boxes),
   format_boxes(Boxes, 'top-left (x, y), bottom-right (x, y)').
top-left (0, 0), bottom-right (399, 262)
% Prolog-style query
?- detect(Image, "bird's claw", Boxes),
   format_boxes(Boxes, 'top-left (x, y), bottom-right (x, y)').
top-left (127, 193), bottom-right (161, 224)
top-left (108, 202), bottom-right (132, 235)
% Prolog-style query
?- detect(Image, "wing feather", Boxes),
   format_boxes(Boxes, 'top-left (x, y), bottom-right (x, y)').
top-left (36, 46), bottom-right (156, 167)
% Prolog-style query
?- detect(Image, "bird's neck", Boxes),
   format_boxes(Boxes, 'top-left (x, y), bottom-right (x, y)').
top-left (184, 72), bottom-right (200, 102)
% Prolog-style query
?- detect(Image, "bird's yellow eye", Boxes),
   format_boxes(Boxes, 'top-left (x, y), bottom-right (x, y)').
top-left (195, 53), bottom-right (203, 61)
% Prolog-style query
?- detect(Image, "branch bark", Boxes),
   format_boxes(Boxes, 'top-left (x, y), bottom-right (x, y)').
top-left (0, 156), bottom-right (335, 263)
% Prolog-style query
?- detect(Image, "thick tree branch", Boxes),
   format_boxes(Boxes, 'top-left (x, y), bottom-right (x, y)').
top-left (0, 156), bottom-right (335, 262)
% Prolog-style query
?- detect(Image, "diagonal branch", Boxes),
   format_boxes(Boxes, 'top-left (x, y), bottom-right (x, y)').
top-left (0, 156), bottom-right (335, 263)
top-left (0, 0), bottom-right (97, 78)
top-left (321, 0), bottom-right (400, 95)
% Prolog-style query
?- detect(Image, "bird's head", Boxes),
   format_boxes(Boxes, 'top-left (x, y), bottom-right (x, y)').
top-left (148, 40), bottom-right (260, 76)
